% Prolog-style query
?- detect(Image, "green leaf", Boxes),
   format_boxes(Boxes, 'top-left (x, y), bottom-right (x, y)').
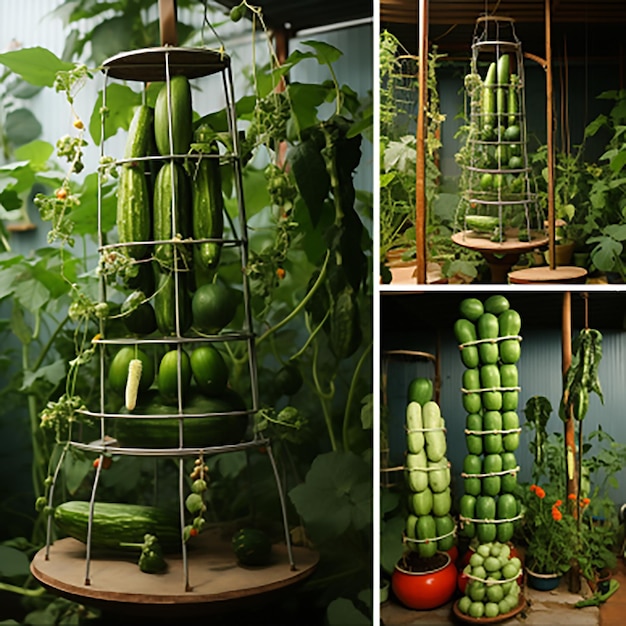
top-left (288, 82), bottom-right (332, 133)
top-left (585, 114), bottom-right (608, 138)
top-left (0, 189), bottom-right (21, 212)
top-left (289, 136), bottom-right (330, 226)
top-left (21, 360), bottom-right (66, 392)
top-left (590, 236), bottom-right (623, 271)
top-left (288, 451), bottom-right (372, 543)
top-left (63, 449), bottom-right (92, 495)
top-left (10, 303), bottom-right (32, 345)
top-left (0, 545), bottom-right (30, 581)
top-left (89, 16), bottom-right (136, 65)
top-left (301, 40), bottom-right (343, 66)
top-left (14, 140), bottom-right (54, 170)
top-left (89, 84), bottom-right (142, 145)
top-left (610, 150), bottom-right (626, 175)
top-left (0, 47), bottom-right (74, 87)
top-left (327, 598), bottom-right (370, 626)
top-left (5, 108), bottom-right (42, 147)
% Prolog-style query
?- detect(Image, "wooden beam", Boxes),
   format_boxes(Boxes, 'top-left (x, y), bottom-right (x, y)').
top-left (415, 0), bottom-right (428, 283)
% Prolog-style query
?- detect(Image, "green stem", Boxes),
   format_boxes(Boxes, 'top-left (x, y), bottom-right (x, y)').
top-left (311, 333), bottom-right (337, 451)
top-left (256, 250), bottom-right (330, 347)
top-left (342, 340), bottom-right (372, 452)
top-left (0, 582), bottom-right (46, 597)
top-left (289, 309), bottom-right (330, 362)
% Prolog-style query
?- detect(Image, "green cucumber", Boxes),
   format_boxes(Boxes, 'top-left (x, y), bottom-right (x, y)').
top-left (416, 515), bottom-right (438, 558)
top-left (409, 487), bottom-right (433, 517)
top-left (154, 75), bottom-right (193, 156)
top-left (405, 450), bottom-right (428, 492)
top-left (423, 401), bottom-right (446, 462)
top-left (232, 527), bottom-right (272, 566)
top-left (406, 401), bottom-right (425, 454)
top-left (482, 62), bottom-right (496, 129)
top-left (153, 161), bottom-right (191, 269)
top-left (432, 488), bottom-right (451, 517)
top-left (54, 501), bottom-right (180, 553)
top-left (460, 298), bottom-right (484, 322)
top-left (191, 130), bottom-right (224, 279)
top-left (115, 389), bottom-right (248, 448)
top-left (407, 377), bottom-right (434, 406)
top-left (459, 494), bottom-right (476, 538)
top-left (154, 268), bottom-right (192, 337)
top-left (484, 295), bottom-right (510, 315)
top-left (428, 458), bottom-right (451, 493)
top-left (435, 514), bottom-right (455, 551)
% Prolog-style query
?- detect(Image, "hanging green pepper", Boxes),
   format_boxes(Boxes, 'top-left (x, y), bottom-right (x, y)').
top-left (120, 533), bottom-right (167, 574)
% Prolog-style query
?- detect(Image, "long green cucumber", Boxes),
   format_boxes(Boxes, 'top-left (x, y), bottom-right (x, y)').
top-left (153, 267), bottom-right (192, 336)
top-left (154, 75), bottom-right (192, 156)
top-left (153, 161), bottom-right (191, 269)
top-left (117, 104), bottom-right (153, 259)
top-left (54, 501), bottom-right (180, 553)
top-left (496, 54), bottom-right (510, 126)
top-left (482, 62), bottom-right (496, 129)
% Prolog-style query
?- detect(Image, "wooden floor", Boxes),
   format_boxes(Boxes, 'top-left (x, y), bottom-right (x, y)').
top-left (600, 558), bottom-right (626, 625)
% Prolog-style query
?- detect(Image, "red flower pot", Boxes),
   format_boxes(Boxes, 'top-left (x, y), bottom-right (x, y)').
top-left (391, 552), bottom-right (457, 610)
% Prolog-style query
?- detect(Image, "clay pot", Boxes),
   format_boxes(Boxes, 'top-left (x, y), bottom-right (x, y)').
top-left (391, 552), bottom-right (457, 610)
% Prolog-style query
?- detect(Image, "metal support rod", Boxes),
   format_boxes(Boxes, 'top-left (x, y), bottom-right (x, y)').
top-left (159, 0), bottom-right (178, 46)
top-left (562, 292), bottom-right (578, 501)
top-left (415, 0), bottom-right (428, 284)
top-left (545, 0), bottom-right (556, 269)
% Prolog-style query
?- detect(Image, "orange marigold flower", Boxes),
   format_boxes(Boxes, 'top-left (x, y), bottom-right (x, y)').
top-left (568, 493), bottom-right (577, 500)
top-left (581, 497), bottom-right (591, 507)
top-left (535, 486), bottom-right (546, 499)
top-left (530, 484), bottom-right (537, 493)
top-left (554, 499), bottom-right (563, 507)
top-left (552, 507), bottom-right (563, 521)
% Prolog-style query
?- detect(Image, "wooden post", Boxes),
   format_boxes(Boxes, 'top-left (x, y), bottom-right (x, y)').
top-left (159, 0), bottom-right (178, 46)
top-left (545, 0), bottom-right (556, 269)
top-left (415, 0), bottom-right (428, 284)
top-left (562, 291), bottom-right (581, 592)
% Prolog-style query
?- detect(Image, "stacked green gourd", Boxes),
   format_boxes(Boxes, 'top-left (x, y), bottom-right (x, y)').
top-left (457, 541), bottom-right (523, 619)
top-left (404, 378), bottom-right (456, 557)
top-left (454, 295), bottom-right (522, 545)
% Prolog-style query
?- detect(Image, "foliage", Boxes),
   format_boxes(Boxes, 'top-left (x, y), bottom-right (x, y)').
top-left (0, 4), bottom-right (373, 625)
top-left (379, 31), bottom-right (448, 278)
top-left (518, 483), bottom-right (577, 575)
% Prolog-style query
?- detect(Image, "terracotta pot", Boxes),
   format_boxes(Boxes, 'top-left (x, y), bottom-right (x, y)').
top-left (543, 241), bottom-right (575, 266)
top-left (391, 552), bottom-right (457, 610)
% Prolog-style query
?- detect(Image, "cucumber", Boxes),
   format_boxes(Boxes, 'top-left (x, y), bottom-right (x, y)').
top-left (423, 401), bottom-right (446, 462)
top-left (477, 313), bottom-right (499, 339)
top-left (54, 501), bottom-right (180, 553)
top-left (482, 62), bottom-right (496, 129)
top-left (496, 54), bottom-right (510, 125)
top-left (405, 450), bottom-right (428, 492)
top-left (508, 74), bottom-right (519, 126)
top-left (154, 267), bottom-right (192, 337)
top-left (482, 453), bottom-right (503, 495)
top-left (466, 413), bottom-right (483, 455)
top-left (454, 318), bottom-right (479, 368)
top-left (465, 215), bottom-right (499, 233)
top-left (407, 377), bottom-right (434, 406)
top-left (484, 294), bottom-right (510, 315)
top-left (406, 401), bottom-right (425, 454)
top-left (459, 494), bottom-right (476, 537)
top-left (498, 309), bottom-right (522, 336)
top-left (416, 515), bottom-right (438, 558)
top-left (115, 389), bottom-right (248, 448)
top-left (232, 527), bottom-right (272, 566)
top-left (428, 458), bottom-right (451, 493)
top-left (154, 75), bottom-right (193, 156)
top-left (432, 488), bottom-right (451, 517)
top-left (459, 298), bottom-right (484, 322)
top-left (435, 514), bottom-right (455, 551)
top-left (153, 161), bottom-right (191, 269)
top-left (191, 129), bottom-right (224, 278)
top-left (117, 104), bottom-right (153, 260)
top-left (409, 488), bottom-right (433, 517)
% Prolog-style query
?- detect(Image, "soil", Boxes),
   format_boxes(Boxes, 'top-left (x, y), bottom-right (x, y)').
top-left (400, 550), bottom-right (449, 573)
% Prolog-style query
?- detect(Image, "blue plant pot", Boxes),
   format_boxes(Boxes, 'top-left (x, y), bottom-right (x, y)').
top-left (526, 569), bottom-right (561, 591)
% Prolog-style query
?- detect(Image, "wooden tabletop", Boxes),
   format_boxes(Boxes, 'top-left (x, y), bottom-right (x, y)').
top-left (31, 530), bottom-right (318, 617)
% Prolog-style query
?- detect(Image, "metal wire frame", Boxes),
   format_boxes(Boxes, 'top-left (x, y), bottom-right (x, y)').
top-left (458, 16), bottom-right (544, 242)
top-left (43, 46), bottom-right (295, 591)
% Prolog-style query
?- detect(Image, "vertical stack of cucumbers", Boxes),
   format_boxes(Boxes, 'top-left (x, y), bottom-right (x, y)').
top-left (463, 48), bottom-right (530, 239)
top-left (404, 378), bottom-right (456, 557)
top-left (454, 295), bottom-right (522, 545)
top-left (109, 74), bottom-right (245, 444)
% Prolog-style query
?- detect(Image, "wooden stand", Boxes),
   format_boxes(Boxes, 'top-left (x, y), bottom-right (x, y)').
top-left (452, 230), bottom-right (548, 283)
top-left (508, 266), bottom-right (587, 284)
top-left (31, 530), bottom-right (318, 618)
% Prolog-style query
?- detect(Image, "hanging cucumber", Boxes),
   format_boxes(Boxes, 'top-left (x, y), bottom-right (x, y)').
top-left (190, 125), bottom-right (224, 278)
top-left (154, 75), bottom-right (193, 156)
top-left (153, 160), bottom-right (191, 269)
top-left (153, 267), bottom-right (192, 337)
top-left (482, 61), bottom-right (497, 132)
top-left (117, 104), bottom-right (153, 259)
top-left (496, 53), bottom-right (510, 128)
top-left (508, 73), bottom-right (519, 127)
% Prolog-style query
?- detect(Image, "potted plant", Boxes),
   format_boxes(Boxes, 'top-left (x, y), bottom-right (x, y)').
top-left (517, 483), bottom-right (576, 589)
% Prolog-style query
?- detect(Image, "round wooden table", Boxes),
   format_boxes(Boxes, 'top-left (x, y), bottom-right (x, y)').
top-left (452, 230), bottom-right (549, 283)
top-left (508, 265), bottom-right (588, 284)
top-left (31, 530), bottom-right (319, 618)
